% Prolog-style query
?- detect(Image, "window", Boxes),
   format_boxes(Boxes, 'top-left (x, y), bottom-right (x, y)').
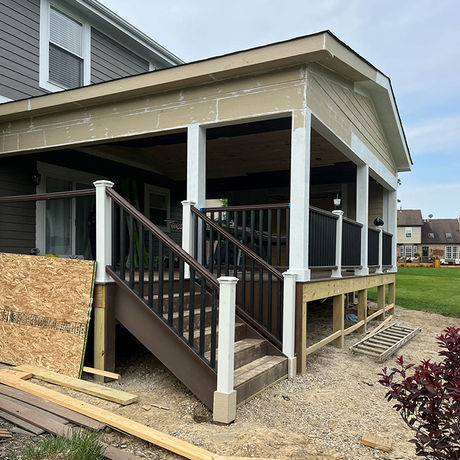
top-left (446, 233), bottom-right (452, 239)
top-left (144, 185), bottom-right (170, 231)
top-left (405, 227), bottom-right (412, 238)
top-left (446, 246), bottom-right (459, 260)
top-left (40, 0), bottom-right (90, 91)
top-left (399, 246), bottom-right (404, 257)
top-left (428, 233), bottom-right (434, 239)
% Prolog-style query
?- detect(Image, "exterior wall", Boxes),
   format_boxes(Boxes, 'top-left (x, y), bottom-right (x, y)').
top-left (397, 226), bottom-right (422, 244)
top-left (306, 63), bottom-right (397, 176)
top-left (0, 156), bottom-right (37, 253)
top-left (368, 181), bottom-right (383, 226)
top-left (421, 244), bottom-right (460, 261)
top-left (91, 29), bottom-right (149, 84)
top-left (0, 0), bottom-right (49, 100)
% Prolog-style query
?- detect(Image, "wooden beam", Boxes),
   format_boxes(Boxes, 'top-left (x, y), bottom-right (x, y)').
top-left (306, 330), bottom-right (342, 355)
top-left (332, 294), bottom-right (344, 348)
top-left (377, 285), bottom-right (385, 319)
top-left (13, 365), bottom-right (137, 406)
top-left (0, 374), bottom-right (216, 460)
top-left (295, 283), bottom-right (307, 375)
top-left (357, 289), bottom-right (367, 333)
top-left (303, 273), bottom-right (395, 302)
top-left (367, 307), bottom-right (385, 322)
top-left (344, 320), bottom-right (365, 336)
top-left (83, 367), bottom-right (120, 380)
top-left (388, 282), bottom-right (395, 315)
top-left (361, 433), bottom-right (392, 452)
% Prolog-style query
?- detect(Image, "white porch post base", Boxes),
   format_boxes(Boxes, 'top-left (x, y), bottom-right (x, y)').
top-left (181, 200), bottom-right (196, 279)
top-left (288, 268), bottom-right (310, 282)
top-left (282, 271), bottom-right (297, 379)
top-left (355, 267), bottom-right (369, 276)
top-left (287, 357), bottom-right (297, 380)
top-left (213, 390), bottom-right (237, 424)
top-left (375, 227), bottom-right (383, 274)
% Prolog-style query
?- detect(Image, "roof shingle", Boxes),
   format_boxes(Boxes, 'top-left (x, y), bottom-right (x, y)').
top-left (421, 219), bottom-right (460, 244)
top-left (397, 209), bottom-right (423, 226)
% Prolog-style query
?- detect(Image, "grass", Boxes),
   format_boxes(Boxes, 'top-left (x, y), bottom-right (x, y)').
top-left (367, 267), bottom-right (460, 316)
top-left (11, 429), bottom-right (106, 460)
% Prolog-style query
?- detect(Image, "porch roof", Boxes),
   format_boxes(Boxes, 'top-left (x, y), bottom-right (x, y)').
top-left (0, 30), bottom-right (411, 172)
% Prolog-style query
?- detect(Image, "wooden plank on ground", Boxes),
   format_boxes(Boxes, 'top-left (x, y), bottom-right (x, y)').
top-left (0, 408), bottom-right (45, 435)
top-left (0, 370), bottom-right (32, 380)
top-left (361, 432), bottom-right (392, 452)
top-left (0, 428), bottom-right (12, 439)
top-left (13, 365), bottom-right (137, 405)
top-left (0, 384), bottom-right (104, 431)
top-left (83, 367), bottom-right (120, 380)
top-left (0, 374), bottom-right (216, 460)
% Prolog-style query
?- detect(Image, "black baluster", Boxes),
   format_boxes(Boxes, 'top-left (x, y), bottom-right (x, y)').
top-left (120, 209), bottom-right (126, 281)
top-left (111, 201), bottom-right (117, 270)
top-left (148, 233), bottom-right (154, 309)
top-left (217, 212), bottom-right (222, 278)
top-left (129, 214), bottom-right (134, 289)
top-left (210, 286), bottom-right (217, 369)
top-left (199, 279), bottom-right (206, 357)
top-left (138, 223), bottom-right (144, 299)
top-left (158, 242), bottom-right (164, 317)
top-left (168, 247), bottom-right (174, 326)
top-left (242, 210), bottom-right (247, 311)
top-left (178, 258), bottom-right (184, 336)
top-left (277, 209), bottom-right (281, 266)
top-left (233, 211), bottom-right (239, 277)
top-left (277, 279), bottom-right (282, 339)
top-left (189, 268), bottom-right (195, 347)
top-left (268, 209), bottom-right (272, 265)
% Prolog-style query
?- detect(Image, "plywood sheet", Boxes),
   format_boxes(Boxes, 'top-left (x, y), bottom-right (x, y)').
top-left (0, 253), bottom-right (95, 378)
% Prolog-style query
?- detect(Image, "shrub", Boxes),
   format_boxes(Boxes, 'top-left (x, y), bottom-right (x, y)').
top-left (379, 327), bottom-right (460, 459)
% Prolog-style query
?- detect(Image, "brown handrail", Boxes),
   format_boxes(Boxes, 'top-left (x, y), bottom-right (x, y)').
top-left (309, 205), bottom-right (339, 219)
top-left (190, 205), bottom-right (284, 282)
top-left (0, 189), bottom-right (95, 203)
top-left (343, 217), bottom-right (364, 228)
top-left (202, 203), bottom-right (290, 212)
top-left (383, 230), bottom-right (393, 237)
top-left (106, 188), bottom-right (219, 290)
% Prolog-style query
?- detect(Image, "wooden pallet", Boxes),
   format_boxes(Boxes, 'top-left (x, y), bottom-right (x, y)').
top-left (349, 323), bottom-right (421, 362)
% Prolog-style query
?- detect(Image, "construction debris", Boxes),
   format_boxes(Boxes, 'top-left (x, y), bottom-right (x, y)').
top-left (82, 367), bottom-right (121, 380)
top-left (361, 432), bottom-right (392, 452)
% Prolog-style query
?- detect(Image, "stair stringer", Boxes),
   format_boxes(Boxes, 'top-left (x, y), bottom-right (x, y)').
top-left (112, 278), bottom-right (217, 409)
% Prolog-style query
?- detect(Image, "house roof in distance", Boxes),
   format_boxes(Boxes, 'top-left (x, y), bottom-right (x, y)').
top-left (397, 209), bottom-right (424, 226)
top-left (422, 219), bottom-right (460, 245)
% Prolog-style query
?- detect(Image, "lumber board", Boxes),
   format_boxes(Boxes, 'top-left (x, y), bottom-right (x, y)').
top-left (306, 330), bottom-right (342, 356)
top-left (0, 370), bottom-right (32, 380)
top-left (0, 408), bottom-right (45, 435)
top-left (13, 365), bottom-right (137, 405)
top-left (361, 432), bottom-right (392, 452)
top-left (366, 315), bottom-right (393, 336)
top-left (83, 367), bottom-right (120, 380)
top-left (344, 320), bottom-right (365, 336)
top-left (0, 374), bottom-right (216, 460)
top-left (378, 327), bottom-right (422, 362)
top-left (367, 308), bottom-right (385, 321)
top-left (0, 428), bottom-right (12, 439)
top-left (0, 384), bottom-right (104, 430)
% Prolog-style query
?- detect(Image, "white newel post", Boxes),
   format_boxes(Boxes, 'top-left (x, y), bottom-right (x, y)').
top-left (376, 226), bottom-right (383, 274)
top-left (213, 276), bottom-right (238, 424)
top-left (282, 272), bottom-right (298, 379)
top-left (331, 210), bottom-right (344, 278)
top-left (355, 164), bottom-right (369, 276)
top-left (94, 180), bottom-right (114, 283)
top-left (388, 189), bottom-right (398, 272)
top-left (289, 108), bottom-right (311, 281)
top-left (181, 200), bottom-right (196, 279)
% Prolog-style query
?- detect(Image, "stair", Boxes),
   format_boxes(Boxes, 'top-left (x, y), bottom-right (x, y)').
top-left (111, 272), bottom-right (288, 410)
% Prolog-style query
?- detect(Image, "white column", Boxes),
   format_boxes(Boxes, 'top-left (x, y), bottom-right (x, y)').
top-left (94, 180), bottom-right (114, 283)
top-left (331, 210), bottom-right (344, 278)
top-left (213, 276), bottom-right (238, 424)
top-left (289, 108), bottom-right (311, 282)
top-left (388, 189), bottom-right (398, 272)
top-left (181, 200), bottom-right (195, 279)
top-left (187, 124), bottom-right (206, 264)
top-left (282, 271), bottom-right (297, 379)
top-left (376, 226), bottom-right (383, 274)
top-left (355, 164), bottom-right (369, 276)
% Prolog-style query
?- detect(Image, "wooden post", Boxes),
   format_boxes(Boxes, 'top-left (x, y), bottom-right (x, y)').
top-left (388, 282), bottom-right (395, 315)
top-left (357, 289), bottom-right (367, 333)
top-left (93, 284), bottom-right (116, 383)
top-left (377, 285), bottom-right (385, 319)
top-left (295, 284), bottom-right (307, 375)
top-left (333, 294), bottom-right (344, 348)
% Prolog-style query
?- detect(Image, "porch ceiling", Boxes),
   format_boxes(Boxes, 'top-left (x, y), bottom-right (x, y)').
top-left (78, 128), bottom-right (350, 181)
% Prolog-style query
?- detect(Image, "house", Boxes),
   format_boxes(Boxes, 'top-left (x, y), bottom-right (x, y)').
top-left (421, 218), bottom-right (460, 263)
top-left (0, 20), bottom-right (412, 423)
top-left (396, 209), bottom-right (423, 259)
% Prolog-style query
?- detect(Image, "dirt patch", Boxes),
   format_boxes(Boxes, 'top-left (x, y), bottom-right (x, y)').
top-left (0, 305), bottom-right (459, 459)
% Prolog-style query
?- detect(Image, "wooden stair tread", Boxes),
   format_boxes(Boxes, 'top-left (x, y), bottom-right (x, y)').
top-left (204, 338), bottom-right (265, 363)
top-left (234, 355), bottom-right (287, 388)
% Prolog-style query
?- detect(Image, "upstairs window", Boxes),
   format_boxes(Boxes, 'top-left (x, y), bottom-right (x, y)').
top-left (428, 233), bottom-right (434, 239)
top-left (40, 1), bottom-right (90, 92)
top-left (446, 233), bottom-right (452, 239)
top-left (405, 227), bottom-right (412, 238)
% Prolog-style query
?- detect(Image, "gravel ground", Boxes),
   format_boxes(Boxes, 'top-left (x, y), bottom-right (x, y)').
top-left (0, 304), bottom-right (459, 459)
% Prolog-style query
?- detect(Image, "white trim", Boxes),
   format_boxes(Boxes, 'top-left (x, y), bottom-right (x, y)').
top-left (144, 184), bottom-right (170, 232)
top-left (39, 0), bottom-right (91, 92)
top-left (36, 162), bottom-right (107, 254)
top-left (0, 95), bottom-right (13, 104)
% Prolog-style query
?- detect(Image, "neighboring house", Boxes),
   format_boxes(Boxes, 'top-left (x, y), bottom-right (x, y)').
top-left (421, 218), bottom-right (460, 263)
top-left (396, 209), bottom-right (423, 258)
top-left (0, 26), bottom-right (412, 422)
top-left (0, 0), bottom-right (182, 102)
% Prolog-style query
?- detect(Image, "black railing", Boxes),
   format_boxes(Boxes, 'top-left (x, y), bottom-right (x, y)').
top-left (382, 231), bottom-right (393, 266)
top-left (200, 204), bottom-right (290, 268)
top-left (309, 207), bottom-right (338, 267)
top-left (191, 206), bottom-right (283, 348)
top-left (107, 188), bottom-right (219, 370)
top-left (368, 227), bottom-right (380, 267)
top-left (342, 218), bottom-right (362, 267)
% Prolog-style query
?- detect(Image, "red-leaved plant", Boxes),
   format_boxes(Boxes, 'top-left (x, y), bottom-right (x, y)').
top-left (379, 327), bottom-right (460, 459)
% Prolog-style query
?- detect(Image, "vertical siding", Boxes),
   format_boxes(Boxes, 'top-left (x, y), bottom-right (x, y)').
top-left (0, 0), bottom-right (48, 100)
top-left (0, 156), bottom-right (37, 254)
top-left (90, 29), bottom-right (149, 84)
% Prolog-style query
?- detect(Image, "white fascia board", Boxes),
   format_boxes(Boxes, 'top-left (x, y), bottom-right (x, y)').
top-left (68, 0), bottom-right (183, 66)
top-left (0, 95), bottom-right (13, 103)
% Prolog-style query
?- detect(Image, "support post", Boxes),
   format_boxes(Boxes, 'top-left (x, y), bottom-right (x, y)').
top-left (213, 276), bottom-right (238, 424)
top-left (94, 180), bottom-right (114, 284)
top-left (282, 272), bottom-right (298, 379)
top-left (357, 289), bottom-right (367, 333)
top-left (332, 294), bottom-right (344, 348)
top-left (181, 200), bottom-right (196, 279)
top-left (295, 284), bottom-right (307, 375)
top-left (331, 210), bottom-right (344, 278)
top-left (388, 189), bottom-right (398, 273)
top-left (376, 226), bottom-right (383, 274)
top-left (355, 164), bottom-right (369, 276)
top-left (388, 282), bottom-right (396, 315)
top-left (289, 109), bottom-right (311, 281)
top-left (377, 284), bottom-right (385, 319)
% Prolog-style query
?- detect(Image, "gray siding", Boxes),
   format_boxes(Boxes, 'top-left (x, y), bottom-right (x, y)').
top-left (0, 0), bottom-right (48, 100)
top-left (0, 156), bottom-right (37, 254)
top-left (91, 29), bottom-right (149, 84)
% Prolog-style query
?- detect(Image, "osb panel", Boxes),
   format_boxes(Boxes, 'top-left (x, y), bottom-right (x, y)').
top-left (0, 253), bottom-right (95, 378)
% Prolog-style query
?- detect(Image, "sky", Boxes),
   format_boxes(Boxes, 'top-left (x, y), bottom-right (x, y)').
top-left (102, 0), bottom-right (460, 219)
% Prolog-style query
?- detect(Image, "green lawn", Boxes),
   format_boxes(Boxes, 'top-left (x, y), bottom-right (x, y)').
top-left (367, 267), bottom-right (460, 316)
